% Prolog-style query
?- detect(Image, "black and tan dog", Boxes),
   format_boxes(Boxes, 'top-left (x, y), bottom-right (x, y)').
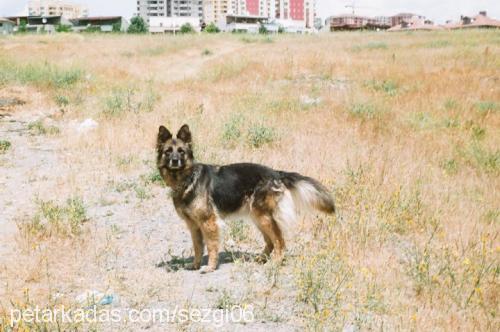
top-left (157, 124), bottom-right (335, 273)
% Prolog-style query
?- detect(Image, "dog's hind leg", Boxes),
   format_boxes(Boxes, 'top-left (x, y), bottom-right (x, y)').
top-left (199, 214), bottom-right (220, 273)
top-left (254, 222), bottom-right (274, 263)
top-left (253, 213), bottom-right (285, 263)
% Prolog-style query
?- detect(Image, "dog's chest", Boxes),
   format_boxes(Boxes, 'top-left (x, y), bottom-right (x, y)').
top-left (173, 191), bottom-right (212, 223)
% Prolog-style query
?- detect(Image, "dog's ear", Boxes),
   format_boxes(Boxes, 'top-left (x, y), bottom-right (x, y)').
top-left (176, 124), bottom-right (192, 143)
top-left (158, 125), bottom-right (172, 144)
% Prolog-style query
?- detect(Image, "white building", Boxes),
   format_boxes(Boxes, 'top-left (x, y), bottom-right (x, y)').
top-left (137, 0), bottom-right (203, 24)
top-left (203, 0), bottom-right (229, 26)
top-left (149, 16), bottom-right (201, 33)
top-left (27, 0), bottom-right (88, 19)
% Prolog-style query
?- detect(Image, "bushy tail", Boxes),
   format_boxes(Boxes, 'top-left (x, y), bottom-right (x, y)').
top-left (271, 172), bottom-right (335, 235)
top-left (281, 172), bottom-right (335, 215)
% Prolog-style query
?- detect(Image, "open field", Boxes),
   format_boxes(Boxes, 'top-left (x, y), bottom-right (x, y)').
top-left (0, 30), bottom-right (499, 331)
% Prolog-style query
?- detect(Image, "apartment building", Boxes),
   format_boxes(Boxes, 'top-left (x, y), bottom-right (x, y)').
top-left (203, 0), bottom-right (229, 25)
top-left (391, 13), bottom-right (424, 27)
top-left (27, 0), bottom-right (88, 19)
top-left (374, 16), bottom-right (391, 28)
top-left (137, 0), bottom-right (203, 23)
top-left (224, 1), bottom-right (315, 28)
top-left (327, 14), bottom-right (394, 30)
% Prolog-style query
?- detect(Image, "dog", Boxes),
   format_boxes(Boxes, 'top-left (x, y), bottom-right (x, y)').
top-left (157, 124), bottom-right (335, 273)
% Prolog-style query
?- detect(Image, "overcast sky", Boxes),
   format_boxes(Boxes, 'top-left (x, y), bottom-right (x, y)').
top-left (1, 1), bottom-right (499, 23)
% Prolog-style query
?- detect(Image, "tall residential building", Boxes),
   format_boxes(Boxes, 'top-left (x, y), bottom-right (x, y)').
top-left (137, 0), bottom-right (203, 23)
top-left (27, 0), bottom-right (88, 18)
top-left (391, 13), bottom-right (424, 27)
top-left (225, 1), bottom-right (315, 27)
top-left (203, 0), bottom-right (229, 25)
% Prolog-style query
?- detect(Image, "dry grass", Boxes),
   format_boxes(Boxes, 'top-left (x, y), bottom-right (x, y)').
top-left (0, 30), bottom-right (498, 330)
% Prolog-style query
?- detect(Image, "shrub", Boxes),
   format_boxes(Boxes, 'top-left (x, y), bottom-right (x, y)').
top-left (365, 79), bottom-right (398, 96)
top-left (180, 23), bottom-right (195, 34)
top-left (201, 49), bottom-right (212, 56)
top-left (20, 197), bottom-right (87, 239)
top-left (204, 22), bottom-right (220, 33)
top-left (83, 26), bottom-right (101, 33)
top-left (0, 140), bottom-right (11, 153)
top-left (221, 114), bottom-right (244, 144)
top-left (349, 103), bottom-right (379, 120)
top-left (247, 124), bottom-right (276, 148)
top-left (28, 120), bottom-right (60, 136)
top-left (102, 85), bottom-right (158, 117)
top-left (475, 101), bottom-right (498, 115)
top-left (55, 95), bottom-right (70, 107)
top-left (259, 24), bottom-right (268, 34)
top-left (128, 16), bottom-right (148, 34)
top-left (56, 24), bottom-right (72, 33)
top-left (112, 22), bottom-right (122, 32)
top-left (295, 249), bottom-right (351, 330)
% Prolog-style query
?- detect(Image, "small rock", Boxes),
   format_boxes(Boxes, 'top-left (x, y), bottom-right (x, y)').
top-left (300, 95), bottom-right (322, 106)
top-left (76, 289), bottom-right (104, 304)
top-left (77, 118), bottom-right (98, 133)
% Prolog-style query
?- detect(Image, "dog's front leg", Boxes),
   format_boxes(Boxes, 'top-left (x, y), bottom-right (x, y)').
top-left (188, 227), bottom-right (204, 270)
top-left (199, 215), bottom-right (219, 273)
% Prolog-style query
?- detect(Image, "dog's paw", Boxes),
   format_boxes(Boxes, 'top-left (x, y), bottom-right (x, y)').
top-left (255, 254), bottom-right (269, 264)
top-left (200, 265), bottom-right (215, 274)
top-left (185, 263), bottom-right (201, 271)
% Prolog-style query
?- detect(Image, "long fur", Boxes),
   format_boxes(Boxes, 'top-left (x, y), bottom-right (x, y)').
top-left (273, 173), bottom-right (335, 234)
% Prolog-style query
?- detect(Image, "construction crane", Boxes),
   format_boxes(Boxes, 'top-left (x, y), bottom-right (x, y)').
top-left (345, 0), bottom-right (357, 15)
top-left (345, 1), bottom-right (378, 15)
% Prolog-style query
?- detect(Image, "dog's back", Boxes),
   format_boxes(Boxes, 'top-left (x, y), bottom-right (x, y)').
top-left (208, 162), bottom-right (335, 234)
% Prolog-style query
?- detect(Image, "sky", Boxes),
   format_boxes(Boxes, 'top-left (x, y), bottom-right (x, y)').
top-left (1, 0), bottom-right (499, 24)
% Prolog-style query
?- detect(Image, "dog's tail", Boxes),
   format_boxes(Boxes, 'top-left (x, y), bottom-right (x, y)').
top-left (272, 172), bottom-right (335, 234)
top-left (281, 172), bottom-right (335, 214)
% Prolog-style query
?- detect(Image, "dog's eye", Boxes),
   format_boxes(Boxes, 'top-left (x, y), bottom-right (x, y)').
top-left (178, 148), bottom-right (185, 155)
top-left (165, 147), bottom-right (173, 154)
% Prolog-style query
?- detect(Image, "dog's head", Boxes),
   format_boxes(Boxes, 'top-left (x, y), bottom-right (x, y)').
top-left (157, 124), bottom-right (194, 172)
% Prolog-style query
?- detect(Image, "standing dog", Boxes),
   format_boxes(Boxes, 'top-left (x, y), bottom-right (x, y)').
top-left (157, 124), bottom-right (335, 273)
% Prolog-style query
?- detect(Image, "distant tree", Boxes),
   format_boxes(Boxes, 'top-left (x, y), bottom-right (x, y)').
top-left (179, 23), bottom-right (195, 34)
top-left (204, 22), bottom-right (220, 33)
top-left (259, 23), bottom-right (268, 34)
top-left (112, 22), bottom-right (122, 33)
top-left (278, 26), bottom-right (285, 33)
top-left (128, 16), bottom-right (148, 34)
top-left (83, 26), bottom-right (100, 33)
top-left (18, 20), bottom-right (28, 33)
top-left (56, 24), bottom-right (72, 32)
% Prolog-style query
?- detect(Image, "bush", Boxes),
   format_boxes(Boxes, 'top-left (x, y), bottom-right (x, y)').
top-left (112, 22), bottom-right (122, 33)
top-left (259, 24), bottom-right (268, 34)
top-left (56, 24), bottom-right (72, 33)
top-left (247, 124), bottom-right (277, 148)
top-left (17, 21), bottom-right (28, 33)
top-left (28, 120), bottom-right (60, 136)
top-left (20, 197), bottom-right (88, 239)
top-left (0, 140), bottom-right (11, 153)
top-left (349, 103), bottom-right (379, 119)
top-left (180, 23), bottom-right (195, 34)
top-left (102, 85), bottom-right (158, 117)
top-left (204, 22), bottom-right (220, 33)
top-left (128, 16), bottom-right (148, 34)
